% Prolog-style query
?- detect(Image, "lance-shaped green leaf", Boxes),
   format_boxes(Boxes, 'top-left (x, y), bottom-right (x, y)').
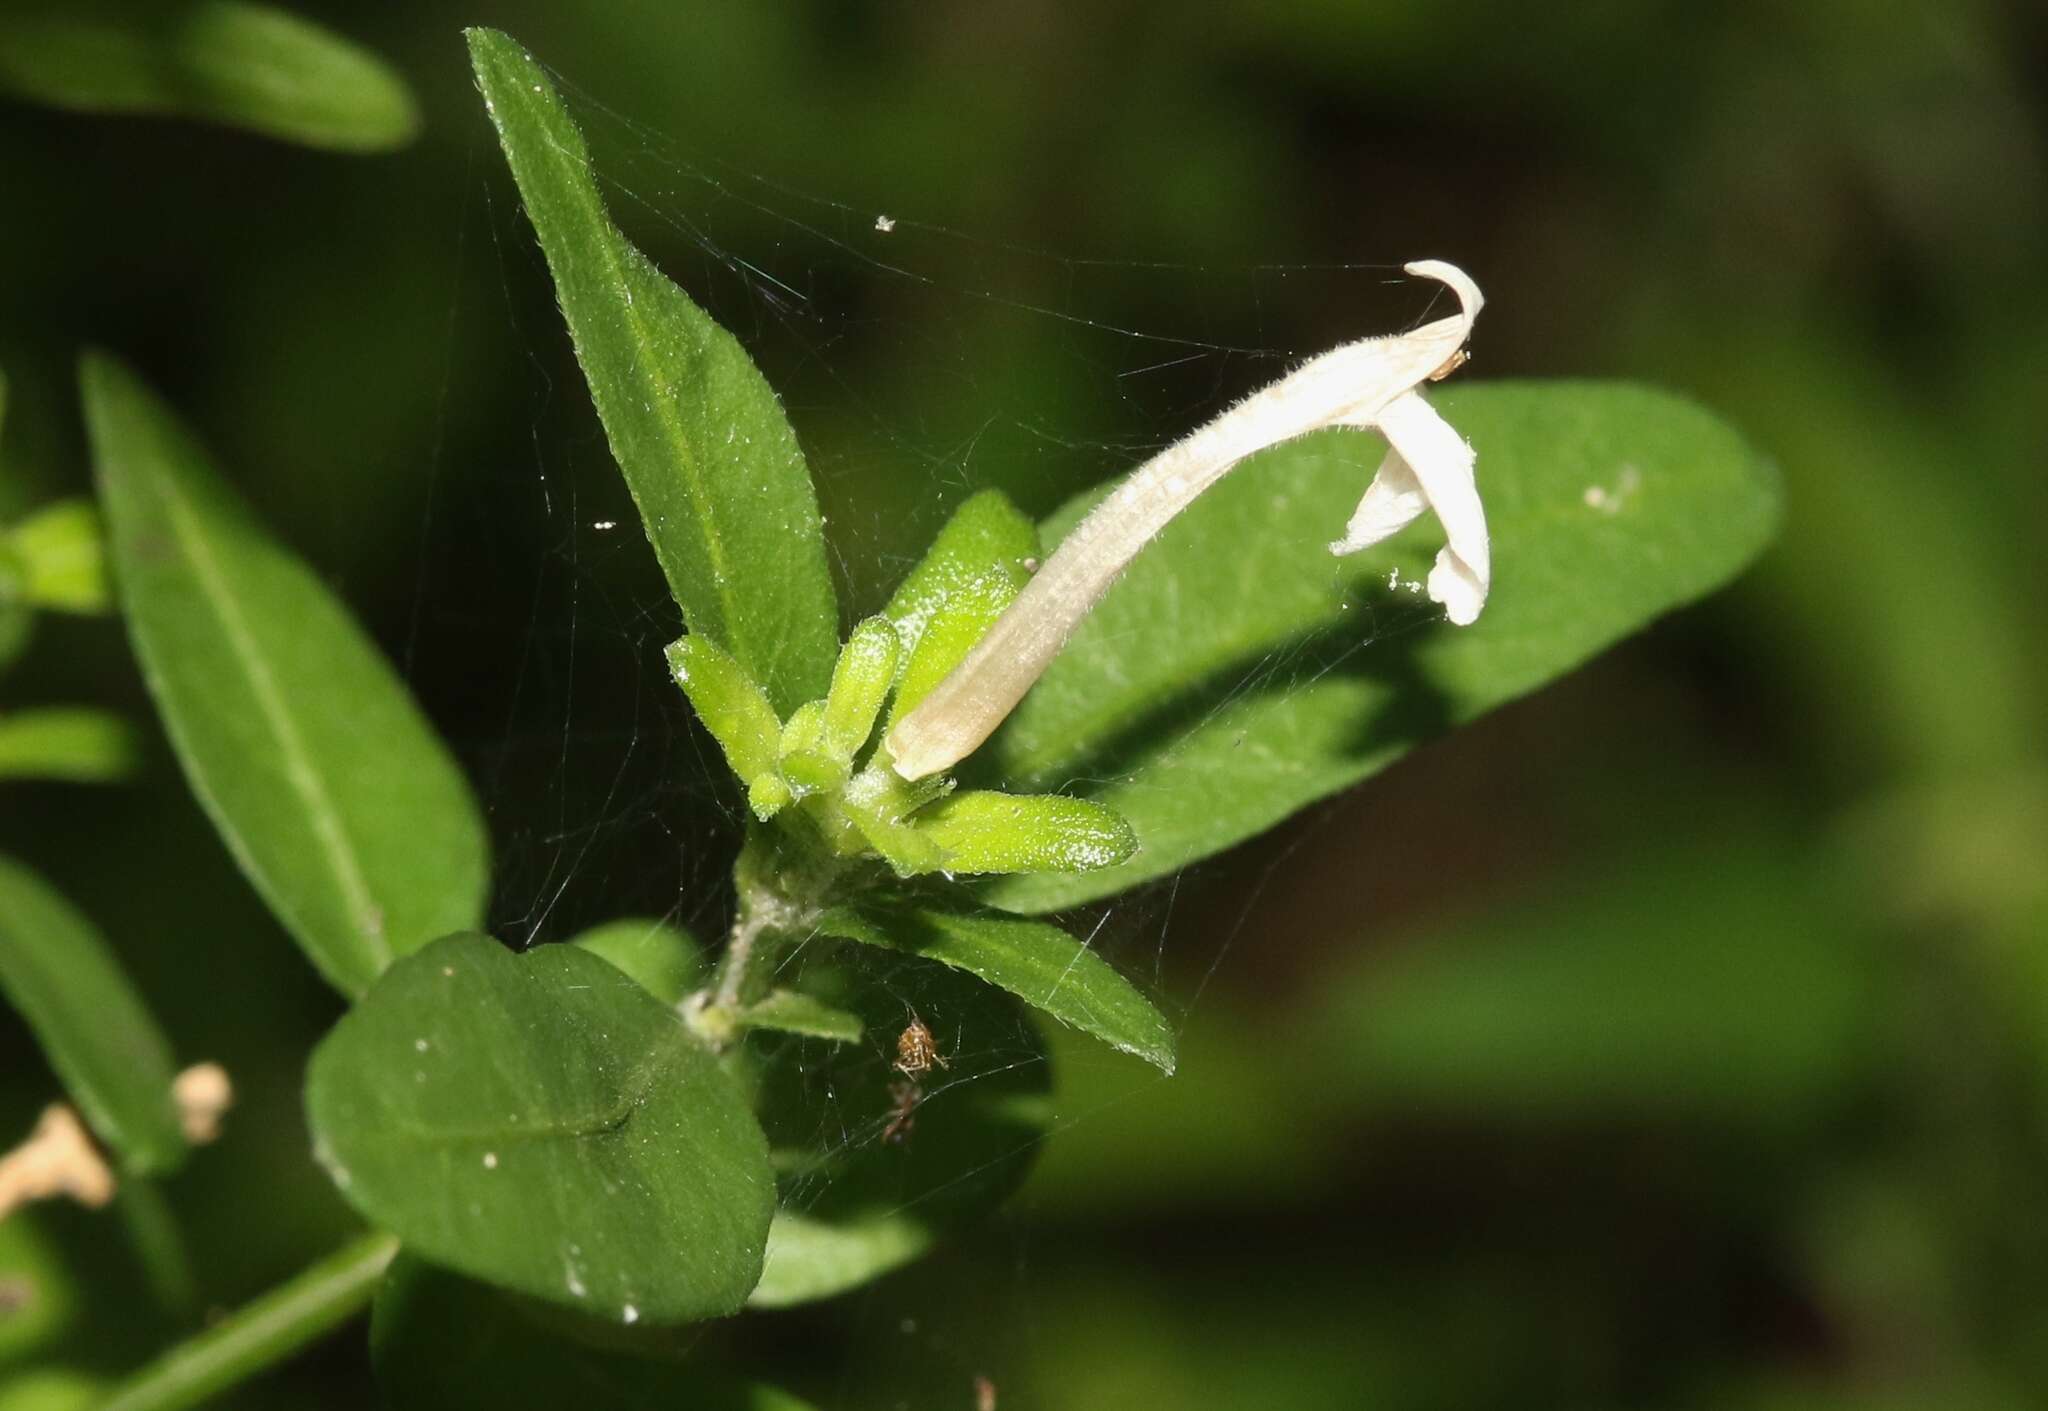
top-left (817, 899), bottom-right (1173, 1073)
top-left (0, 854), bottom-right (186, 1174)
top-left (0, 1), bottom-right (419, 152)
top-left (909, 790), bottom-right (1136, 875)
top-left (7, 501), bottom-right (110, 615)
top-left (569, 917), bottom-right (701, 1008)
top-left (747, 950), bottom-right (1050, 1306)
top-left (979, 382), bottom-right (1782, 911)
top-left (0, 708), bottom-right (139, 784)
top-left (83, 354), bottom-right (489, 997)
top-left (737, 989), bottom-right (863, 1044)
top-left (877, 491), bottom-right (1038, 750)
top-left (886, 569), bottom-right (1026, 732)
top-left (665, 636), bottom-right (785, 816)
top-left (469, 29), bottom-right (838, 714)
top-left (373, 1258), bottom-right (821, 1411)
top-left (775, 700), bottom-right (838, 793)
top-left (819, 616), bottom-right (898, 763)
top-left (306, 934), bottom-right (774, 1326)
top-left (882, 489), bottom-right (1040, 660)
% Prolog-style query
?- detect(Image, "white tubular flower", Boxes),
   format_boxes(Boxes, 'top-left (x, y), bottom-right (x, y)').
top-left (887, 260), bottom-right (1486, 782)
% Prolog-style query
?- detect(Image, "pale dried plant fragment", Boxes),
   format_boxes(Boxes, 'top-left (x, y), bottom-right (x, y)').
top-left (0, 1105), bottom-right (114, 1215)
top-left (887, 259), bottom-right (1489, 781)
top-left (173, 1061), bottom-right (234, 1144)
top-left (0, 1062), bottom-right (234, 1219)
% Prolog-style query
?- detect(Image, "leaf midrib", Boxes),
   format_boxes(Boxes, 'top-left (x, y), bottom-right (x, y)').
top-left (151, 462), bottom-right (387, 970)
top-left (343, 1030), bottom-right (687, 1149)
top-left (518, 96), bottom-right (745, 666)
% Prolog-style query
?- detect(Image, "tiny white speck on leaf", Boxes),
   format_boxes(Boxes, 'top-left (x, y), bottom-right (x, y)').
top-left (874, 214), bottom-right (896, 233)
top-left (592, 519), bottom-right (618, 531)
top-left (414, 1038), bottom-right (429, 1053)
top-left (482, 1151), bottom-right (498, 1169)
top-left (622, 1304), bottom-right (640, 1325)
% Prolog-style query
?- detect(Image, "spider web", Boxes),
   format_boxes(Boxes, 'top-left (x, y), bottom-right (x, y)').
top-left (413, 60), bottom-right (1457, 1404)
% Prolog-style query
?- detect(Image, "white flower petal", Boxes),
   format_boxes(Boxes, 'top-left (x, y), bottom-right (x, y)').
top-left (1329, 447), bottom-right (1428, 556)
top-left (1375, 389), bottom-right (1489, 625)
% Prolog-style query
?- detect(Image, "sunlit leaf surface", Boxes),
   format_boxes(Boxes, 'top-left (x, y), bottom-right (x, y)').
top-left (979, 382), bottom-right (1781, 910)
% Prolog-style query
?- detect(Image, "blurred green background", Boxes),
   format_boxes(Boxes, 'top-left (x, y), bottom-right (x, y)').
top-left (3, 1), bottom-right (2045, 1406)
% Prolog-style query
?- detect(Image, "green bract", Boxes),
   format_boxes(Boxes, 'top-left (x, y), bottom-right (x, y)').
top-left (665, 492), bottom-right (1140, 887)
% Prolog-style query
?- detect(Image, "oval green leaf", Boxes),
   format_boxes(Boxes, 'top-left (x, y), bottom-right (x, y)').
top-left (469, 28), bottom-right (840, 715)
top-left (0, 1), bottom-right (419, 152)
top-left (0, 853), bottom-right (185, 1174)
top-left (978, 382), bottom-right (1781, 911)
top-left (817, 899), bottom-right (1173, 1073)
top-left (747, 949), bottom-right (1050, 1306)
top-left (306, 934), bottom-right (774, 1325)
top-left (568, 916), bottom-right (701, 1008)
top-left (83, 354), bottom-right (490, 997)
top-left (373, 1258), bottom-right (819, 1411)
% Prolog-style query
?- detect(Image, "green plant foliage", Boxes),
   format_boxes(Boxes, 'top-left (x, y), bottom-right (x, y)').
top-left (94, 1232), bottom-right (396, 1411)
top-left (886, 568), bottom-right (1027, 731)
top-left (0, 708), bottom-right (138, 785)
top-left (469, 28), bottom-right (840, 715)
top-left (0, 1), bottom-right (419, 152)
top-left (82, 354), bottom-right (490, 997)
top-left (908, 790), bottom-right (1138, 875)
top-left (305, 934), bottom-right (775, 1326)
top-left (737, 989), bottom-right (864, 1044)
top-left (880, 488), bottom-right (1041, 662)
top-left (818, 899), bottom-right (1174, 1073)
top-left (979, 382), bottom-right (1783, 911)
top-left (746, 951), bottom-right (1050, 1306)
top-left (0, 1215), bottom-right (80, 1367)
top-left (372, 1258), bottom-right (819, 1410)
top-left (665, 635), bottom-right (787, 816)
top-left (819, 616), bottom-right (899, 765)
top-left (0, 853), bottom-right (185, 1174)
top-left (568, 917), bottom-right (702, 1008)
top-left (5, 501), bottom-right (109, 616)
top-left (0, 1368), bottom-right (105, 1411)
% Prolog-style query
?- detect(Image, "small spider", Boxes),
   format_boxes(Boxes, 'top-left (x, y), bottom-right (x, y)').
top-left (881, 1078), bottom-right (921, 1145)
top-left (893, 1012), bottom-right (950, 1079)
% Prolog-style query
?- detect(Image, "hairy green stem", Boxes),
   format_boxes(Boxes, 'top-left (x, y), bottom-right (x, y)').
top-left (100, 1231), bottom-right (399, 1411)
top-left (705, 822), bottom-right (838, 1019)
